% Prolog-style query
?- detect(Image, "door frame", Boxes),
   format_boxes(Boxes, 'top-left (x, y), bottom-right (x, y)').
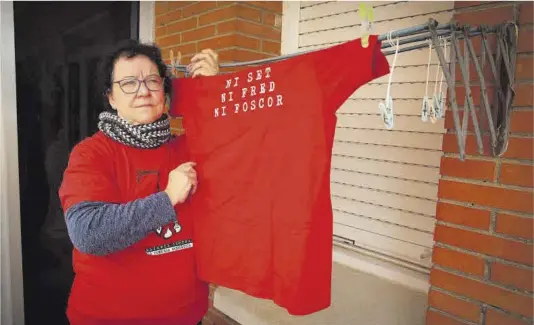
top-left (1, 2), bottom-right (25, 324)
top-left (0, 1), bottom-right (152, 323)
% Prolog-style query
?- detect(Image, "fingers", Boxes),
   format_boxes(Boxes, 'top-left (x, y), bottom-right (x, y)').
top-left (191, 49), bottom-right (218, 65)
top-left (176, 161), bottom-right (196, 171)
top-left (189, 49), bottom-right (219, 77)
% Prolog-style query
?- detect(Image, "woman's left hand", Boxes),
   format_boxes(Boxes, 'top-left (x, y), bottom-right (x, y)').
top-left (188, 49), bottom-right (219, 78)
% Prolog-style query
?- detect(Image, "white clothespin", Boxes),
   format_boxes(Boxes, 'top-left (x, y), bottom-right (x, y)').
top-left (422, 40), bottom-right (432, 122)
top-left (433, 37), bottom-right (447, 120)
top-left (378, 31), bottom-right (399, 130)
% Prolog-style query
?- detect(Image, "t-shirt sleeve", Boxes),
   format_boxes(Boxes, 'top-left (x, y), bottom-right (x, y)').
top-left (311, 35), bottom-right (390, 113)
top-left (59, 139), bottom-right (120, 212)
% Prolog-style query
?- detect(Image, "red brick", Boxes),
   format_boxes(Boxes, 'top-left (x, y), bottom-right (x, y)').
top-left (514, 83), bottom-right (534, 107)
top-left (518, 28), bottom-right (534, 53)
top-left (519, 2), bottom-right (534, 25)
top-left (216, 20), bottom-right (237, 34)
top-left (458, 33), bottom-right (497, 57)
top-left (248, 1), bottom-right (283, 13)
top-left (217, 1), bottom-right (236, 7)
top-left (455, 5), bottom-right (515, 27)
top-left (510, 110), bottom-right (534, 133)
top-left (155, 26), bottom-right (166, 39)
top-left (513, 84), bottom-right (534, 107)
top-left (169, 1), bottom-right (195, 10)
top-left (490, 262), bottom-right (534, 292)
top-left (455, 84), bottom-right (533, 111)
top-left (182, 25), bottom-right (216, 43)
top-left (235, 48), bottom-right (274, 61)
top-left (454, 1), bottom-right (485, 9)
top-left (442, 134), bottom-right (533, 160)
top-left (438, 179), bottom-right (534, 214)
top-left (429, 290), bottom-right (481, 322)
top-left (262, 11), bottom-right (277, 26)
top-left (170, 117), bottom-right (183, 130)
top-left (157, 33), bottom-right (181, 49)
top-left (440, 156), bottom-right (495, 182)
top-left (486, 308), bottom-right (531, 325)
top-left (502, 137), bottom-right (534, 160)
top-left (436, 202), bottom-right (491, 230)
top-left (199, 5), bottom-right (238, 26)
top-left (236, 20), bottom-right (281, 41)
top-left (454, 59), bottom-right (493, 83)
top-left (218, 48), bottom-right (271, 63)
top-left (425, 309), bottom-right (466, 325)
top-left (430, 268), bottom-right (534, 317)
top-left (443, 109), bottom-right (491, 135)
top-left (496, 213), bottom-right (534, 240)
top-left (161, 43), bottom-right (198, 61)
top-left (432, 246), bottom-right (486, 276)
top-left (157, 9), bottom-right (185, 26)
top-left (261, 40), bottom-right (280, 54)
top-left (198, 34), bottom-right (259, 51)
top-left (499, 163), bottom-right (534, 188)
top-left (182, 1), bottom-right (218, 17)
top-left (237, 4), bottom-right (262, 23)
top-left (166, 16), bottom-right (198, 35)
top-left (435, 224), bottom-right (533, 265)
top-left (155, 1), bottom-right (169, 15)
top-left (455, 85), bottom-right (495, 108)
top-left (515, 55), bottom-right (534, 80)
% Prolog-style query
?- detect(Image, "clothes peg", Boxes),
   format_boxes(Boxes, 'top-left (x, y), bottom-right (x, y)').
top-left (421, 40), bottom-right (432, 122)
top-left (432, 37), bottom-right (447, 120)
top-left (169, 50), bottom-right (182, 77)
top-left (359, 3), bottom-right (374, 48)
top-left (378, 31), bottom-right (399, 130)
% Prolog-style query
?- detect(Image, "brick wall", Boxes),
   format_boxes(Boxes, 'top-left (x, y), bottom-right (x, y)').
top-left (154, 1), bottom-right (282, 136)
top-left (153, 3), bottom-right (282, 324)
top-left (427, 2), bottom-right (534, 325)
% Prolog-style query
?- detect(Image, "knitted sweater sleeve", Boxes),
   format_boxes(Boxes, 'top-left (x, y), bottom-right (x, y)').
top-left (64, 193), bottom-right (176, 256)
top-left (59, 136), bottom-right (176, 256)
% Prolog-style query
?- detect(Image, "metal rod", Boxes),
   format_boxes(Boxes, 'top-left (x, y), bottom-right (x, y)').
top-left (381, 29), bottom-right (451, 49)
top-left (377, 19), bottom-right (450, 41)
top-left (465, 28), bottom-right (497, 147)
top-left (461, 36), bottom-right (470, 151)
top-left (494, 23), bottom-right (518, 157)
top-left (381, 25), bottom-right (497, 50)
top-left (453, 26), bottom-right (485, 154)
top-left (429, 19), bottom-right (466, 160)
top-left (169, 20), bottom-right (498, 71)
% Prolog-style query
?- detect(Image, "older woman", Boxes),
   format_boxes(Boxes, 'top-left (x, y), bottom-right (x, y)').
top-left (58, 40), bottom-right (219, 325)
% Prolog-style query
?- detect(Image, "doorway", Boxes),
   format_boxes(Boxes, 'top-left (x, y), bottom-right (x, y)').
top-left (13, 2), bottom-right (138, 324)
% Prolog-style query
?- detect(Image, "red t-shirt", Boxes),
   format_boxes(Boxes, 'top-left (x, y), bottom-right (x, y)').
top-left (171, 36), bottom-right (389, 315)
top-left (59, 133), bottom-right (208, 325)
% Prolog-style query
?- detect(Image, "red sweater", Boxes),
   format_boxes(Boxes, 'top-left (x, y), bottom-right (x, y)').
top-left (59, 132), bottom-right (208, 325)
top-left (171, 36), bottom-right (390, 315)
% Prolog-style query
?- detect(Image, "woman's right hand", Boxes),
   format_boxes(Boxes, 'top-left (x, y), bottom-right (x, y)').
top-left (165, 162), bottom-right (198, 205)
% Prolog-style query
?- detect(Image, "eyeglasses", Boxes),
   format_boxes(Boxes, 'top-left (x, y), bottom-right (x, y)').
top-left (113, 76), bottom-right (164, 94)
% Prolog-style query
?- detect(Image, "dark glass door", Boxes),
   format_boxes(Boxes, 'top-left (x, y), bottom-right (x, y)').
top-left (14, 2), bottom-right (139, 324)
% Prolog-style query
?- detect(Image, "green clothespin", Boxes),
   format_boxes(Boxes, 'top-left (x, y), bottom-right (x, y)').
top-left (359, 3), bottom-right (374, 48)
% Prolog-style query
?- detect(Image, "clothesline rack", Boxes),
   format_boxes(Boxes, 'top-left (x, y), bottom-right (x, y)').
top-left (168, 18), bottom-right (518, 161)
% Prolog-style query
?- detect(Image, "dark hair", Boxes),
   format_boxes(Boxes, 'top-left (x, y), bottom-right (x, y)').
top-left (101, 39), bottom-right (172, 110)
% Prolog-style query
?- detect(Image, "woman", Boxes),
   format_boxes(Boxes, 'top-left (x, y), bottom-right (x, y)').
top-left (58, 39), bottom-right (219, 325)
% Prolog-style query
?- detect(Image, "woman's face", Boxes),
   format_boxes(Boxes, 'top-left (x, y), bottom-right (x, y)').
top-left (108, 55), bottom-right (165, 125)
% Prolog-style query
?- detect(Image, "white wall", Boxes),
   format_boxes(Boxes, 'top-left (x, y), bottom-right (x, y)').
top-left (0, 1), bottom-right (25, 324)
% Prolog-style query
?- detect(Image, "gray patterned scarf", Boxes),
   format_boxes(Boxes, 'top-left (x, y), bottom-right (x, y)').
top-left (98, 111), bottom-right (171, 149)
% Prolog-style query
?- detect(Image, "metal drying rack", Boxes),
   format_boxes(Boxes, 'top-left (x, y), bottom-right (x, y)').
top-left (168, 18), bottom-right (519, 161)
